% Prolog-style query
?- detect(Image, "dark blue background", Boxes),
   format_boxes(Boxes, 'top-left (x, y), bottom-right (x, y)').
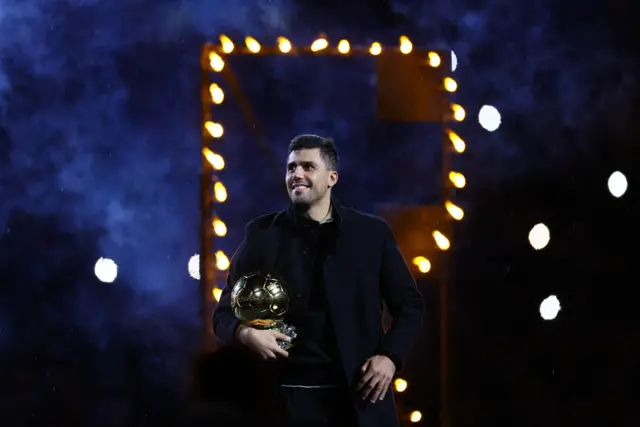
top-left (0, 0), bottom-right (637, 425)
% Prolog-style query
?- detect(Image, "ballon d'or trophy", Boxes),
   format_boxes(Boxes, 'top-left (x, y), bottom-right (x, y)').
top-left (230, 272), bottom-right (297, 350)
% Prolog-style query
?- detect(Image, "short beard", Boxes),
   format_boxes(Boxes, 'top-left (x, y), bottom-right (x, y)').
top-left (291, 198), bottom-right (311, 211)
top-left (289, 187), bottom-right (326, 210)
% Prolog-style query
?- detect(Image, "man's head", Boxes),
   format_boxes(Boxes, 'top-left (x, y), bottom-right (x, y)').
top-left (285, 134), bottom-right (339, 206)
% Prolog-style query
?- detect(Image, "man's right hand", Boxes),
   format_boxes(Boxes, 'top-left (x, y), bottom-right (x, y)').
top-left (235, 325), bottom-right (291, 360)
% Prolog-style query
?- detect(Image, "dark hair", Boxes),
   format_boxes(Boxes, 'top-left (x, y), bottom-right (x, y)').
top-left (288, 134), bottom-right (339, 171)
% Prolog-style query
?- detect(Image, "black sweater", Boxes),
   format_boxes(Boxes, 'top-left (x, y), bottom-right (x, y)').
top-left (278, 215), bottom-right (344, 386)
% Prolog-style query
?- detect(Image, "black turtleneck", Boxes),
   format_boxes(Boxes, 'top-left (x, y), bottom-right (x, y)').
top-left (278, 209), bottom-right (344, 387)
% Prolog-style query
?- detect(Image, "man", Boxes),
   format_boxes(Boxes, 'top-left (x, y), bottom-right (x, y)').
top-left (212, 134), bottom-right (424, 427)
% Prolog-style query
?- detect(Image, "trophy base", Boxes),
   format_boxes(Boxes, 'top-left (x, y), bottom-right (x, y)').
top-left (246, 319), bottom-right (297, 350)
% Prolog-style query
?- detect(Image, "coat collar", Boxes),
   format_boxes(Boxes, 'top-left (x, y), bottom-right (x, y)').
top-left (279, 197), bottom-right (344, 231)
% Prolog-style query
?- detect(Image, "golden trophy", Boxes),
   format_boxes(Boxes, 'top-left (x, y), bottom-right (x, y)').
top-left (230, 272), bottom-right (297, 350)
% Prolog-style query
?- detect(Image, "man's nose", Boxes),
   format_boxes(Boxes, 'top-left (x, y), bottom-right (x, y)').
top-left (293, 167), bottom-right (305, 179)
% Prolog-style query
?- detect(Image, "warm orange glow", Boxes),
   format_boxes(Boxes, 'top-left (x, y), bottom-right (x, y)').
top-left (394, 378), bottom-right (408, 392)
top-left (444, 77), bottom-right (458, 92)
top-left (409, 411), bottom-right (422, 423)
top-left (399, 36), bottom-right (413, 54)
top-left (445, 201), bottom-right (464, 220)
top-left (277, 37), bottom-right (292, 53)
top-left (433, 230), bottom-right (450, 250)
top-left (219, 35), bottom-right (234, 53)
top-left (215, 251), bottom-right (230, 270)
top-left (245, 36), bottom-right (261, 53)
top-left (205, 121), bottom-right (224, 138)
top-left (447, 129), bottom-right (466, 153)
top-left (411, 256), bottom-right (431, 273)
top-left (209, 52), bottom-right (224, 72)
top-left (448, 171), bottom-right (466, 188)
top-left (214, 181), bottom-right (227, 202)
top-left (451, 104), bottom-right (466, 121)
top-left (427, 52), bottom-right (441, 67)
top-left (337, 39), bottom-right (350, 54)
top-left (310, 37), bottom-right (328, 52)
top-left (213, 218), bottom-right (227, 236)
top-left (369, 42), bottom-right (382, 55)
top-left (202, 148), bottom-right (225, 170)
top-left (212, 288), bottom-right (223, 301)
top-left (209, 83), bottom-right (224, 104)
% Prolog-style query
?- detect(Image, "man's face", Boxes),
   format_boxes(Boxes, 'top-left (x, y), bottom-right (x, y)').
top-left (285, 148), bottom-right (338, 206)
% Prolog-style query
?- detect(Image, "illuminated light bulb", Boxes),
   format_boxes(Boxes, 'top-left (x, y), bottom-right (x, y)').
top-left (427, 51), bottom-right (441, 67)
top-left (448, 171), bottom-right (466, 188)
top-left (215, 250), bottom-right (230, 270)
top-left (540, 295), bottom-right (561, 320)
top-left (212, 288), bottom-right (223, 302)
top-left (478, 105), bottom-right (501, 132)
top-left (417, 259), bottom-right (431, 273)
top-left (95, 257), bottom-right (118, 283)
top-left (409, 411), bottom-right (422, 423)
top-left (205, 121), bottom-right (224, 138)
top-left (188, 254), bottom-right (200, 280)
top-left (213, 218), bottom-right (227, 236)
top-left (311, 37), bottom-right (328, 52)
top-left (369, 42), bottom-right (382, 55)
top-left (209, 52), bottom-right (225, 72)
top-left (399, 35), bottom-right (413, 54)
top-left (277, 36), bottom-right (292, 53)
top-left (337, 39), bottom-right (350, 54)
top-left (412, 256), bottom-right (431, 273)
top-left (528, 223), bottom-right (550, 250)
top-left (202, 148), bottom-right (225, 170)
top-left (608, 171), bottom-right (628, 198)
top-left (451, 104), bottom-right (466, 121)
top-left (445, 201), bottom-right (464, 220)
top-left (394, 378), bottom-right (408, 392)
top-left (209, 83), bottom-right (224, 104)
top-left (447, 129), bottom-right (466, 153)
top-left (245, 36), bottom-right (261, 53)
top-left (214, 181), bottom-right (228, 202)
top-left (219, 34), bottom-right (234, 53)
top-left (444, 77), bottom-right (458, 92)
top-left (433, 230), bottom-right (450, 251)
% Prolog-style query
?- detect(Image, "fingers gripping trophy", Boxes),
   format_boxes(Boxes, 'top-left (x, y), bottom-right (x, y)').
top-left (230, 272), bottom-right (298, 350)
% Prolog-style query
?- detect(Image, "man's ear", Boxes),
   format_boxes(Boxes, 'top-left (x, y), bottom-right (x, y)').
top-left (328, 171), bottom-right (339, 188)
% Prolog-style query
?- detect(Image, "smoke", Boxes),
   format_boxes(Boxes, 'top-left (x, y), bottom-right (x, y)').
top-left (0, 1), bottom-right (636, 424)
top-left (388, 0), bottom-right (638, 182)
top-left (0, 0), bottom-right (634, 325)
top-left (0, 0), bottom-right (635, 309)
top-left (0, 0), bottom-right (297, 299)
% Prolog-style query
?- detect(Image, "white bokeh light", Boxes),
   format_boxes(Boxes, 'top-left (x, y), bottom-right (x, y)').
top-left (94, 257), bottom-right (118, 283)
top-left (540, 295), bottom-right (561, 320)
top-left (607, 171), bottom-right (628, 198)
top-left (451, 50), bottom-right (457, 72)
top-left (188, 254), bottom-right (200, 280)
top-left (478, 105), bottom-right (501, 132)
top-left (528, 223), bottom-right (550, 250)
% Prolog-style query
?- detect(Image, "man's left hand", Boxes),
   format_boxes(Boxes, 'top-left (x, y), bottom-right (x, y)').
top-left (356, 355), bottom-right (396, 403)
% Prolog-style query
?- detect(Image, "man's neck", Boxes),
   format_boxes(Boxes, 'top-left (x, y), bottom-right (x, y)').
top-left (304, 197), bottom-right (332, 223)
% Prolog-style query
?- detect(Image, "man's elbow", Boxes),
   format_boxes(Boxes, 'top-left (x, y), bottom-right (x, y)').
top-left (212, 311), bottom-right (241, 346)
top-left (403, 290), bottom-right (425, 326)
top-left (211, 310), bottom-right (226, 341)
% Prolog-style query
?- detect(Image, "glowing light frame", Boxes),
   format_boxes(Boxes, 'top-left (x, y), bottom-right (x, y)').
top-left (199, 36), bottom-right (466, 427)
top-left (199, 34), bottom-right (466, 337)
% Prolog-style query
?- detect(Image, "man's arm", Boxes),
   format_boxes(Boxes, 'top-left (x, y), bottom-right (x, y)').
top-left (375, 221), bottom-right (425, 372)
top-left (212, 223), bottom-right (257, 345)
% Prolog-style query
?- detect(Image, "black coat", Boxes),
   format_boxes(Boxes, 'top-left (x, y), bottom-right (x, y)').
top-left (212, 200), bottom-right (425, 427)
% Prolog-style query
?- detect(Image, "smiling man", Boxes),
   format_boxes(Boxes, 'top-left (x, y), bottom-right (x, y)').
top-left (212, 134), bottom-right (425, 427)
